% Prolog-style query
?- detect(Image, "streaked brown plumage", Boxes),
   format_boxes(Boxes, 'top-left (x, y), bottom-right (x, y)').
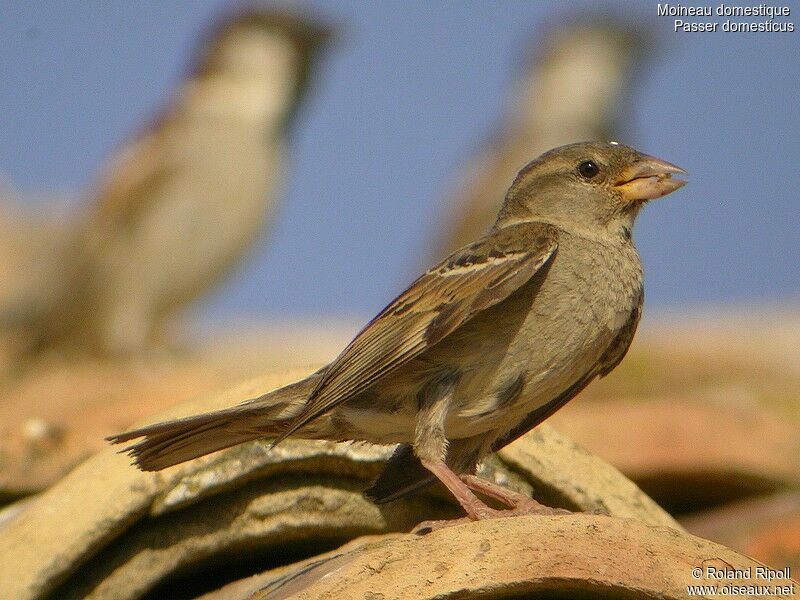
top-left (110, 142), bottom-right (687, 523)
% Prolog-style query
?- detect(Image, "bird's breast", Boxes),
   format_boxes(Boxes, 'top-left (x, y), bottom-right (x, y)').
top-left (449, 231), bottom-right (643, 433)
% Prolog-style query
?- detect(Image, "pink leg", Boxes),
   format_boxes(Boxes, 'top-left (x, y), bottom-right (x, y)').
top-left (413, 461), bottom-right (570, 534)
top-left (461, 475), bottom-right (569, 514)
top-left (420, 459), bottom-right (495, 520)
top-left (411, 380), bottom-right (567, 534)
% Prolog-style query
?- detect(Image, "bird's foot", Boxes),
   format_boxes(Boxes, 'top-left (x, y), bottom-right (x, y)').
top-left (413, 462), bottom-right (571, 534)
top-left (412, 475), bottom-right (571, 535)
top-left (412, 516), bottom-right (472, 535)
top-left (460, 474), bottom-right (571, 514)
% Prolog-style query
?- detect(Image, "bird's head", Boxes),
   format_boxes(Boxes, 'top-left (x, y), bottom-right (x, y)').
top-left (187, 7), bottom-right (334, 128)
top-left (199, 8), bottom-right (333, 81)
top-left (497, 141), bottom-right (687, 238)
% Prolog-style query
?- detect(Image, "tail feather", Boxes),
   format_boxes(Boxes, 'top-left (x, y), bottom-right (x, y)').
top-left (363, 443), bottom-right (436, 503)
top-left (107, 404), bottom-right (283, 471)
top-left (108, 372), bottom-right (323, 471)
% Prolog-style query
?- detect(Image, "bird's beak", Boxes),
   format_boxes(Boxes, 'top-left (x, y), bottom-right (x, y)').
top-left (612, 156), bottom-right (687, 202)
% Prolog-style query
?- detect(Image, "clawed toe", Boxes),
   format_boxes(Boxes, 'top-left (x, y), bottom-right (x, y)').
top-left (413, 516), bottom-right (472, 535)
top-left (513, 501), bottom-right (572, 516)
top-left (413, 462), bottom-right (571, 535)
top-left (413, 503), bottom-right (572, 535)
top-left (476, 503), bottom-right (571, 519)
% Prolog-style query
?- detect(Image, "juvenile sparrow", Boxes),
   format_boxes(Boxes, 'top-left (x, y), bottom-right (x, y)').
top-left (110, 142), bottom-right (687, 522)
top-left (27, 8), bottom-right (332, 356)
top-left (433, 19), bottom-right (645, 260)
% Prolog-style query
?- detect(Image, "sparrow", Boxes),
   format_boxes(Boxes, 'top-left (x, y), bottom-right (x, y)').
top-left (109, 142), bottom-right (687, 523)
top-left (23, 8), bottom-right (332, 357)
top-left (433, 19), bottom-right (646, 261)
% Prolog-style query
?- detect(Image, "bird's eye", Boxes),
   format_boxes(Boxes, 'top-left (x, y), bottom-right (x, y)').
top-left (577, 160), bottom-right (600, 179)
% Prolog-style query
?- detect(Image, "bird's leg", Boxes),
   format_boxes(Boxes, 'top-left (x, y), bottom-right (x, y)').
top-left (460, 474), bottom-right (535, 508)
top-left (413, 467), bottom-right (572, 534)
top-left (411, 374), bottom-right (568, 534)
top-left (460, 474), bottom-right (570, 515)
top-left (419, 458), bottom-right (496, 520)
top-left (412, 373), bottom-right (496, 524)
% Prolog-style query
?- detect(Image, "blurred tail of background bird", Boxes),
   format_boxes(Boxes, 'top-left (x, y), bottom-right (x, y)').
top-left (0, 188), bottom-right (77, 363)
top-left (2, 6), bottom-right (334, 376)
top-left (430, 16), bottom-right (648, 262)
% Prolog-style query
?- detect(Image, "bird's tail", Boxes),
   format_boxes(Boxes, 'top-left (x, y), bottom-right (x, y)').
top-left (107, 373), bottom-right (322, 471)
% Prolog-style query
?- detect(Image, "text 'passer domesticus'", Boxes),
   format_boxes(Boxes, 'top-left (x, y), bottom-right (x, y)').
top-left (110, 142), bottom-right (687, 526)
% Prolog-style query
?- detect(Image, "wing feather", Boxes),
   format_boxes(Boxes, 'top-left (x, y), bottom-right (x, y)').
top-left (274, 221), bottom-right (559, 443)
top-left (88, 112), bottom-right (183, 234)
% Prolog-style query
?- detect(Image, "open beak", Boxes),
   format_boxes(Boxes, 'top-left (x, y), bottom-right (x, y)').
top-left (612, 155), bottom-right (687, 202)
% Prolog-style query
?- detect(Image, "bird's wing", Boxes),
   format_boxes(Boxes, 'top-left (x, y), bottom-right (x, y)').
top-left (599, 291), bottom-right (642, 376)
top-left (275, 221), bottom-right (559, 443)
top-left (88, 115), bottom-right (181, 234)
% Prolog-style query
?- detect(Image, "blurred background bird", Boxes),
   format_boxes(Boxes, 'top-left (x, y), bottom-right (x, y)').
top-left (0, 187), bottom-right (76, 356)
top-left (11, 6), bottom-right (333, 361)
top-left (430, 18), bottom-right (646, 262)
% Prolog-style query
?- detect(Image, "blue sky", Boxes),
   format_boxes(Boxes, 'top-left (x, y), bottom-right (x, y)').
top-left (1, 1), bottom-right (798, 324)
